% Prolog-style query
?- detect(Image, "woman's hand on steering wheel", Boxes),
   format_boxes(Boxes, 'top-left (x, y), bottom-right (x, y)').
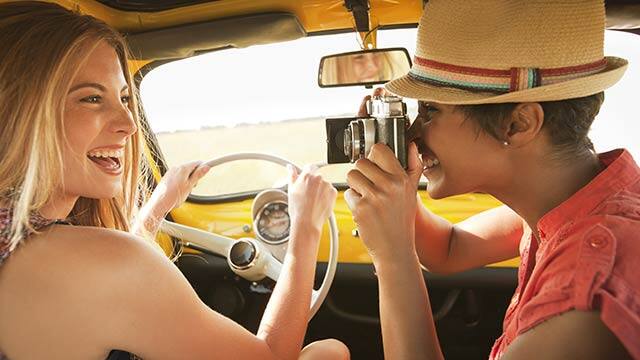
top-left (154, 160), bottom-right (212, 213)
top-left (287, 164), bottom-right (337, 242)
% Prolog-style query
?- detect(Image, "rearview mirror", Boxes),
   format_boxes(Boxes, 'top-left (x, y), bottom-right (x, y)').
top-left (318, 48), bottom-right (412, 88)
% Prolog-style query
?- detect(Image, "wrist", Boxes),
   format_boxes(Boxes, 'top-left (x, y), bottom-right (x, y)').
top-left (371, 246), bottom-right (420, 270)
top-left (288, 221), bottom-right (322, 253)
top-left (290, 219), bottom-right (323, 238)
top-left (149, 189), bottom-right (174, 217)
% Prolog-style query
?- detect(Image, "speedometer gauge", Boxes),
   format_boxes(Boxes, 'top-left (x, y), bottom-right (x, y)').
top-left (255, 201), bottom-right (290, 244)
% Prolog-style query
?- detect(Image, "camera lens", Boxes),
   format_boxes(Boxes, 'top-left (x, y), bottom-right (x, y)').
top-left (343, 127), bottom-right (352, 159)
top-left (345, 120), bottom-right (364, 161)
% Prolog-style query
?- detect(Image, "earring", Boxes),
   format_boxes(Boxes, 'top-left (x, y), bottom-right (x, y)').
top-left (502, 141), bottom-right (510, 146)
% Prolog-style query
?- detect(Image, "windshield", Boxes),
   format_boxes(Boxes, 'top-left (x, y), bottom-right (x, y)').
top-left (140, 29), bottom-right (640, 197)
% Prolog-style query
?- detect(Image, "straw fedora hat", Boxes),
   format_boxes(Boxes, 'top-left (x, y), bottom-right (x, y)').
top-left (386, 0), bottom-right (628, 105)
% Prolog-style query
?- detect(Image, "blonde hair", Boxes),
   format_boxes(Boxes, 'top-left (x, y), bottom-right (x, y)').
top-left (323, 51), bottom-right (398, 85)
top-left (0, 1), bottom-right (151, 250)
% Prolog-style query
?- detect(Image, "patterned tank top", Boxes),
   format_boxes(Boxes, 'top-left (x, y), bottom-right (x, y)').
top-left (0, 208), bottom-right (66, 266)
top-left (0, 208), bottom-right (141, 360)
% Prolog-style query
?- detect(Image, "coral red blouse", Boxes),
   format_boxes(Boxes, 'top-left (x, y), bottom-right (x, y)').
top-left (490, 149), bottom-right (640, 359)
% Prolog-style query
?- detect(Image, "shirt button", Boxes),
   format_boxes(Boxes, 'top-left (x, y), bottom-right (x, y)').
top-left (511, 293), bottom-right (519, 305)
top-left (589, 235), bottom-right (608, 248)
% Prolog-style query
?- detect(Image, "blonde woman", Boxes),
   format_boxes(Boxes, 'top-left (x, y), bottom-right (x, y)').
top-left (0, 2), bottom-right (348, 360)
top-left (323, 51), bottom-right (398, 86)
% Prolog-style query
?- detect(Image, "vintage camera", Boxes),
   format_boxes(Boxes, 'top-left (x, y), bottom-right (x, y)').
top-left (326, 95), bottom-right (410, 168)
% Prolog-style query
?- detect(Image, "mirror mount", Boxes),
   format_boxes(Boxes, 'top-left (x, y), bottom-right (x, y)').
top-left (344, 0), bottom-right (377, 49)
top-left (344, 0), bottom-right (370, 32)
top-left (361, 23), bottom-right (378, 50)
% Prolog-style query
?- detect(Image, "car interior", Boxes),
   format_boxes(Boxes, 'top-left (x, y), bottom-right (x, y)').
top-left (8, 1), bottom-right (640, 359)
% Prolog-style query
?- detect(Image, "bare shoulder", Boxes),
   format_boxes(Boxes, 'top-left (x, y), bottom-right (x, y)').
top-left (0, 224), bottom-right (271, 359)
top-left (0, 224), bottom-right (153, 294)
top-left (34, 223), bottom-right (158, 260)
top-left (0, 225), bottom-right (166, 294)
top-left (502, 310), bottom-right (631, 360)
top-left (0, 225), bottom-right (191, 358)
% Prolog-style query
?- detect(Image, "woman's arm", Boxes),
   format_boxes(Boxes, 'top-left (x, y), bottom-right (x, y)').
top-left (344, 142), bottom-right (523, 357)
top-left (92, 166), bottom-right (336, 359)
top-left (346, 143), bottom-right (443, 359)
top-left (257, 165), bottom-right (338, 355)
top-left (501, 311), bottom-right (630, 360)
top-left (373, 250), bottom-right (443, 360)
top-left (414, 203), bottom-right (524, 274)
top-left (131, 161), bottom-right (210, 237)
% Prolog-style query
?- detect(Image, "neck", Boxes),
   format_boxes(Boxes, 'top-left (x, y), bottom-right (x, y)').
top-left (39, 193), bottom-right (79, 220)
top-left (493, 150), bottom-right (602, 239)
top-left (0, 193), bottom-right (78, 220)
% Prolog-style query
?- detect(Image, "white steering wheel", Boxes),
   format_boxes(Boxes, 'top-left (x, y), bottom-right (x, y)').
top-left (159, 153), bottom-right (339, 319)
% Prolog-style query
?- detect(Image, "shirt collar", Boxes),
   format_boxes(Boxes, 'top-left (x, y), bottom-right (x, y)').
top-left (536, 149), bottom-right (640, 243)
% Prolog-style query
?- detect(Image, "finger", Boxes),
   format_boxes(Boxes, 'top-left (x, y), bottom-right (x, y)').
top-left (407, 143), bottom-right (424, 184)
top-left (354, 158), bottom-right (388, 185)
top-left (372, 87), bottom-right (386, 97)
top-left (357, 95), bottom-right (372, 117)
top-left (367, 143), bottom-right (404, 175)
top-left (287, 164), bottom-right (300, 184)
top-left (302, 163), bottom-right (319, 175)
top-left (344, 188), bottom-right (362, 212)
top-left (192, 163), bottom-right (211, 180)
top-left (346, 169), bottom-right (375, 197)
top-left (186, 160), bottom-right (203, 178)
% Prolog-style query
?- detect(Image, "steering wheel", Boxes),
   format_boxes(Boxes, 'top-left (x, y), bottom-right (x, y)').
top-left (159, 153), bottom-right (339, 319)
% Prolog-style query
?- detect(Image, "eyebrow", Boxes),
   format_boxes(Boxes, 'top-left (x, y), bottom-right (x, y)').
top-left (68, 83), bottom-right (129, 94)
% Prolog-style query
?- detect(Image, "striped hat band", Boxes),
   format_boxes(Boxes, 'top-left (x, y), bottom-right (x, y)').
top-left (408, 56), bottom-right (609, 94)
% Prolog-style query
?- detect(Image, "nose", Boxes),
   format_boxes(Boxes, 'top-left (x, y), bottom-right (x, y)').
top-left (111, 103), bottom-right (137, 137)
top-left (406, 116), bottom-right (428, 154)
top-left (406, 116), bottom-right (422, 143)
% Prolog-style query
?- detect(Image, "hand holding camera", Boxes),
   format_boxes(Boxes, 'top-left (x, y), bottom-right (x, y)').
top-left (329, 88), bottom-right (423, 261)
top-left (326, 90), bottom-right (410, 168)
top-left (345, 142), bottom-right (424, 262)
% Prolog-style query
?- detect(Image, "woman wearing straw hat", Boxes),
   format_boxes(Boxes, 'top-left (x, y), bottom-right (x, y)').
top-left (0, 2), bottom-right (351, 359)
top-left (346, 0), bottom-right (638, 359)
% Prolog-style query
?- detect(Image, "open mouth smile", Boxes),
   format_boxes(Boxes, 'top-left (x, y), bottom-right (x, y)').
top-left (87, 147), bottom-right (124, 175)
top-left (421, 147), bottom-right (440, 173)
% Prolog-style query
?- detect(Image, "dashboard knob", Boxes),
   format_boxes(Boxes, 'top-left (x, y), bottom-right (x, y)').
top-left (229, 240), bottom-right (257, 269)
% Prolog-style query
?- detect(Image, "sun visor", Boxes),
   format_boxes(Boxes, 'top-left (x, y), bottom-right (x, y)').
top-left (606, 4), bottom-right (640, 30)
top-left (125, 12), bottom-right (306, 60)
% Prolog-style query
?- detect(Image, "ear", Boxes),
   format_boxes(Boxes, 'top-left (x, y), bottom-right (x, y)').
top-left (503, 102), bottom-right (544, 147)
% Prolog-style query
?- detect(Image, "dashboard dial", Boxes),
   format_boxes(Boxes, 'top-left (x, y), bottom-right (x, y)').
top-left (255, 201), bottom-right (290, 244)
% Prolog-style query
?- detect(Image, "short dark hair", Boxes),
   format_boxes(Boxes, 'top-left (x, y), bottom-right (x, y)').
top-left (458, 92), bottom-right (605, 159)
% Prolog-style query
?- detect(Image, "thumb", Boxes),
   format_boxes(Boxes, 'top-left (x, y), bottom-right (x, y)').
top-left (407, 143), bottom-right (424, 184)
top-left (357, 95), bottom-right (372, 117)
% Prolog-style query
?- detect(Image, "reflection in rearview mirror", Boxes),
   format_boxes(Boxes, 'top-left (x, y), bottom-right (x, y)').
top-left (318, 48), bottom-right (412, 87)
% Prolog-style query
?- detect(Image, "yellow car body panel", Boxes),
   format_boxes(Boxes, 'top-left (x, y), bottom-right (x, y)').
top-left (168, 190), bottom-right (520, 267)
top-left (31, 0), bottom-right (423, 33)
top-left (129, 59), bottom-right (151, 74)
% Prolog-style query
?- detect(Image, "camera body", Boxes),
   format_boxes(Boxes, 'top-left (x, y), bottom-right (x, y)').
top-left (326, 95), bottom-right (410, 168)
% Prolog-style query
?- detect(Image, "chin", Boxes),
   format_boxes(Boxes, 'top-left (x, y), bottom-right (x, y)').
top-left (426, 179), bottom-right (467, 200)
top-left (83, 183), bottom-right (122, 200)
top-left (426, 182), bottom-right (448, 199)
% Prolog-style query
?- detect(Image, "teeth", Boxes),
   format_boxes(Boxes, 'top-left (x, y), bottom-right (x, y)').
top-left (424, 157), bottom-right (440, 169)
top-left (87, 149), bottom-right (124, 158)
